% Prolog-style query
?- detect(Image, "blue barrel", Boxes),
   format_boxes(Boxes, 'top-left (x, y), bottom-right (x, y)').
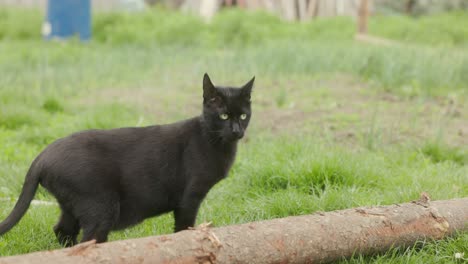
top-left (44, 0), bottom-right (91, 41)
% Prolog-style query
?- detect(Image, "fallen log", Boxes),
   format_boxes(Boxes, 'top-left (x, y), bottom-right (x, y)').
top-left (1, 196), bottom-right (467, 263)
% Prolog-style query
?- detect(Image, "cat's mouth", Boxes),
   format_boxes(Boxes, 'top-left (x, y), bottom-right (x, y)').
top-left (234, 133), bottom-right (244, 140)
top-left (223, 132), bottom-right (244, 142)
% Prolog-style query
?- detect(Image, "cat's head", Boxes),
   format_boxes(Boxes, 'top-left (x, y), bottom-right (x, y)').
top-left (202, 73), bottom-right (254, 144)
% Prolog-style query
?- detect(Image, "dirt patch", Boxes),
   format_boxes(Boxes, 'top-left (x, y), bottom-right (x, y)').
top-left (251, 75), bottom-right (467, 148)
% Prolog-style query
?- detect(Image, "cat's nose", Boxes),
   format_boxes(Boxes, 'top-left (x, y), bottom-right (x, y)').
top-left (233, 131), bottom-right (244, 139)
top-left (232, 123), bottom-right (244, 139)
top-left (232, 123), bottom-right (243, 139)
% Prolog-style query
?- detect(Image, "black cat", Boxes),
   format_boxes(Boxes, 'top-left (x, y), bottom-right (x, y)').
top-left (0, 73), bottom-right (254, 246)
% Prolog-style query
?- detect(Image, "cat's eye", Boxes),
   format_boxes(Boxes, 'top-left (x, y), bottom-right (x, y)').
top-left (240, 114), bottom-right (247, 120)
top-left (219, 113), bottom-right (229, 120)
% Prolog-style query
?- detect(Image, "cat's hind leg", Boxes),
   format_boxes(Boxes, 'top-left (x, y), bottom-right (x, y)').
top-left (54, 209), bottom-right (80, 247)
top-left (78, 197), bottom-right (119, 243)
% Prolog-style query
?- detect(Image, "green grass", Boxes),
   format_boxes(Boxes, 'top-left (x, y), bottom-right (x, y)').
top-left (0, 6), bottom-right (467, 262)
top-left (370, 11), bottom-right (468, 48)
top-left (421, 142), bottom-right (467, 166)
top-left (1, 8), bottom-right (468, 96)
top-left (41, 98), bottom-right (64, 113)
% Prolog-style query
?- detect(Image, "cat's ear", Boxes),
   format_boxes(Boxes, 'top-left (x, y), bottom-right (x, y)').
top-left (241, 76), bottom-right (255, 100)
top-left (203, 73), bottom-right (218, 101)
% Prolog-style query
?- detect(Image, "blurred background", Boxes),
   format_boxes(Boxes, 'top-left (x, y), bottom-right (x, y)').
top-left (0, 0), bottom-right (467, 261)
top-left (2, 0), bottom-right (468, 17)
top-left (1, 0), bottom-right (468, 40)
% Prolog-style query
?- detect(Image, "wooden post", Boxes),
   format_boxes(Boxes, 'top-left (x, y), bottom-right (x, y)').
top-left (357, 0), bottom-right (369, 34)
top-left (297, 0), bottom-right (307, 21)
top-left (280, 0), bottom-right (297, 21)
top-left (0, 197), bottom-right (466, 263)
top-left (306, 0), bottom-right (318, 19)
top-left (405, 0), bottom-right (416, 15)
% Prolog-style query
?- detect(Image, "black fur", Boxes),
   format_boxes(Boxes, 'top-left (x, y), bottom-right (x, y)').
top-left (0, 73), bottom-right (254, 246)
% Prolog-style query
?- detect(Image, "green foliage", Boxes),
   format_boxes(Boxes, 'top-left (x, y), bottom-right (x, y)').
top-left (210, 9), bottom-right (286, 46)
top-left (370, 11), bottom-right (468, 47)
top-left (92, 8), bottom-right (353, 47)
top-left (42, 98), bottom-right (64, 113)
top-left (93, 10), bottom-right (206, 46)
top-left (242, 140), bottom-right (381, 194)
top-left (421, 142), bottom-right (467, 165)
top-left (275, 88), bottom-right (287, 107)
top-left (0, 109), bottom-right (36, 130)
top-left (80, 103), bottom-right (140, 130)
top-left (0, 8), bottom-right (42, 40)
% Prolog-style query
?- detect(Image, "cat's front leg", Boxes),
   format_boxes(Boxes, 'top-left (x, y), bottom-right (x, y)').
top-left (173, 187), bottom-right (208, 232)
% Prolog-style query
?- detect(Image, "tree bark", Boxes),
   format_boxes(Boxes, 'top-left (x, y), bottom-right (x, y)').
top-left (1, 197), bottom-right (467, 264)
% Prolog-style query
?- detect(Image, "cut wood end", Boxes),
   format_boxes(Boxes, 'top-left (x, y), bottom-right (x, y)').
top-left (433, 221), bottom-right (450, 233)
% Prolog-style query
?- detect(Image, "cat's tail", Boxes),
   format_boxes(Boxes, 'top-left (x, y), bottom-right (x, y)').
top-left (0, 161), bottom-right (41, 235)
